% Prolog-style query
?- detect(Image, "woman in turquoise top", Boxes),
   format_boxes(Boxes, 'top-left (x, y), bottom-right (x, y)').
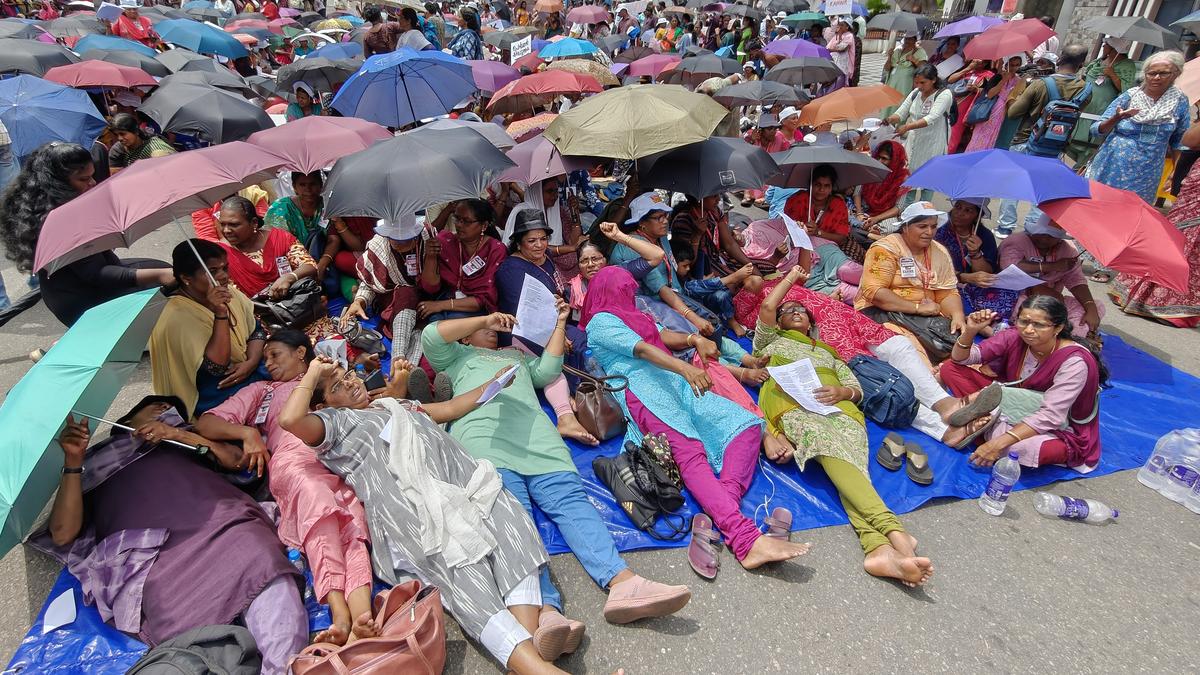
top-left (421, 310), bottom-right (692, 637)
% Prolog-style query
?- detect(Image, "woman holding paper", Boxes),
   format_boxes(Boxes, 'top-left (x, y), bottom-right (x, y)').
top-left (754, 266), bottom-right (935, 588)
top-left (934, 198), bottom-right (1020, 319)
top-left (998, 213), bottom-right (1102, 339)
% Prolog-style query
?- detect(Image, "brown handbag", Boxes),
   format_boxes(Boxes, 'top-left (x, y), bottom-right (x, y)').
top-left (288, 581), bottom-right (446, 675)
top-left (562, 364), bottom-right (628, 442)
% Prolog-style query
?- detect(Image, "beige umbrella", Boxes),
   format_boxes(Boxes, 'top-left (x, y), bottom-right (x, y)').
top-left (544, 84), bottom-right (729, 160)
top-left (545, 58), bottom-right (620, 86)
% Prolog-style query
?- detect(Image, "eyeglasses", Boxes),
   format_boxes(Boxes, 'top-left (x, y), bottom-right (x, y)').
top-left (778, 306), bottom-right (807, 316)
top-left (328, 369), bottom-right (358, 396)
top-left (1144, 70), bottom-right (1176, 79)
top-left (453, 215), bottom-right (480, 226)
top-left (1015, 318), bottom-right (1056, 331)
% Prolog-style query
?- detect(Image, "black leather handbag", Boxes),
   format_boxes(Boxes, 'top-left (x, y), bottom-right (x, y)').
top-left (861, 307), bottom-right (958, 363)
top-left (252, 277), bottom-right (324, 331)
top-left (593, 441), bottom-right (687, 541)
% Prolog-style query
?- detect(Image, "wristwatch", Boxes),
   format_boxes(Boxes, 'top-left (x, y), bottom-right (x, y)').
top-left (61, 466), bottom-right (83, 475)
top-left (195, 444), bottom-right (211, 457)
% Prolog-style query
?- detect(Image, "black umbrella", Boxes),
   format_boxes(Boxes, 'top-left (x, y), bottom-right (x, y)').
top-left (723, 3), bottom-right (765, 20)
top-left (764, 56), bottom-right (842, 86)
top-left (82, 48), bottom-right (172, 77)
top-left (0, 39), bottom-right (80, 76)
top-left (276, 57), bottom-right (359, 93)
top-left (0, 20), bottom-right (44, 40)
top-left (142, 6), bottom-right (193, 20)
top-left (158, 70), bottom-right (256, 98)
top-left (638, 136), bottom-right (781, 197)
top-left (323, 128), bottom-right (516, 224)
top-left (593, 34), bottom-right (628, 53)
top-left (768, 145), bottom-right (889, 190)
top-left (45, 16), bottom-right (106, 38)
top-left (483, 30), bottom-right (525, 50)
top-left (866, 12), bottom-right (932, 36)
top-left (139, 82), bottom-right (274, 144)
top-left (296, 11), bottom-right (324, 26)
top-left (713, 79), bottom-right (805, 107)
top-left (682, 45), bottom-right (714, 57)
top-left (1083, 16), bottom-right (1178, 49)
top-left (244, 74), bottom-right (283, 99)
top-left (156, 48), bottom-right (223, 74)
top-left (760, 0), bottom-right (808, 13)
top-left (659, 54), bottom-right (740, 84)
top-left (614, 44), bottom-right (657, 63)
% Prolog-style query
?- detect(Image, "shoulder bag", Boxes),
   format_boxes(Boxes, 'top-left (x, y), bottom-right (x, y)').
top-left (592, 440), bottom-right (687, 541)
top-left (860, 306), bottom-right (958, 363)
top-left (251, 277), bottom-right (324, 332)
top-left (562, 363), bottom-right (628, 441)
top-left (846, 354), bottom-right (919, 428)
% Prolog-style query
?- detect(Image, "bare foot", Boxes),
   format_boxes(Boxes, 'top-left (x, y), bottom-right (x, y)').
top-left (351, 611), bottom-right (381, 641)
top-left (740, 534), bottom-right (811, 570)
top-left (863, 544), bottom-right (934, 587)
top-left (736, 367), bottom-right (769, 385)
top-left (762, 433), bottom-right (795, 464)
top-left (312, 621), bottom-right (350, 646)
top-left (887, 530), bottom-right (918, 558)
top-left (730, 321), bottom-right (749, 337)
top-left (557, 413), bottom-right (599, 446)
top-left (941, 414), bottom-right (992, 448)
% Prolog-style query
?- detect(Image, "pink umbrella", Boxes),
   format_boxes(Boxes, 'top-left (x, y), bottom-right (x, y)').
top-left (499, 133), bottom-right (593, 186)
top-left (43, 61), bottom-right (157, 89)
top-left (468, 59), bottom-right (521, 93)
top-left (566, 5), bottom-right (610, 24)
top-left (626, 53), bottom-right (681, 77)
top-left (34, 142), bottom-right (288, 275)
top-left (245, 116), bottom-right (392, 175)
top-left (279, 7), bottom-right (302, 17)
top-left (225, 19), bottom-right (271, 33)
top-left (268, 18), bottom-right (300, 35)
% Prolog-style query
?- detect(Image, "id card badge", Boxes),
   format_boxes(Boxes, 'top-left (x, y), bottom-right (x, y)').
top-left (454, 290), bottom-right (467, 299)
top-left (404, 253), bottom-right (419, 277)
top-left (898, 256), bottom-right (918, 279)
top-left (275, 256), bottom-right (294, 277)
top-left (461, 255), bottom-right (485, 276)
top-left (253, 389), bottom-right (274, 425)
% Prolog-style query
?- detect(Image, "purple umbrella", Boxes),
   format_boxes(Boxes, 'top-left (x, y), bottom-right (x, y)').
top-left (468, 59), bottom-right (521, 93)
top-left (610, 62), bottom-right (629, 76)
top-left (280, 7), bottom-right (302, 17)
top-left (933, 15), bottom-right (1005, 38)
top-left (764, 39), bottom-right (831, 59)
top-left (499, 134), bottom-right (593, 186)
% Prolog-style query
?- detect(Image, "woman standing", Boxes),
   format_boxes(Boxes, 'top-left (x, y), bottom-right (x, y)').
top-left (285, 82), bottom-right (323, 121)
top-left (944, 59), bottom-right (994, 153)
top-left (361, 4), bottom-right (402, 57)
top-left (964, 55), bottom-right (1026, 153)
top-left (886, 65), bottom-right (953, 205)
top-left (1066, 37), bottom-right (1136, 165)
top-left (448, 7), bottom-right (484, 60)
top-left (880, 33), bottom-right (927, 117)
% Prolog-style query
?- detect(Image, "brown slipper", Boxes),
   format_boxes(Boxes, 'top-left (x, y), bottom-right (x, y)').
top-left (763, 506), bottom-right (792, 540)
top-left (687, 513), bottom-right (721, 579)
top-left (947, 383), bottom-right (1003, 427)
top-left (875, 432), bottom-right (906, 471)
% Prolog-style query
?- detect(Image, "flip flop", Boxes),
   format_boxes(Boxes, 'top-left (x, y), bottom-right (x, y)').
top-left (687, 513), bottom-right (721, 579)
top-left (875, 432), bottom-right (906, 471)
top-left (904, 443), bottom-right (934, 485)
top-left (951, 412), bottom-right (999, 450)
top-left (947, 383), bottom-right (1004, 427)
top-left (764, 506), bottom-right (792, 540)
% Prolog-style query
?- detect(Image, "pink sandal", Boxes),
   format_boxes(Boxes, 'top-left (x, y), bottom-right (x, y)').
top-left (687, 514), bottom-right (721, 579)
top-left (764, 507), bottom-right (792, 540)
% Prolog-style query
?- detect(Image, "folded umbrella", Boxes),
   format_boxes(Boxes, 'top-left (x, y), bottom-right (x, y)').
top-left (638, 136), bottom-right (781, 197)
top-left (156, 47), bottom-right (224, 74)
top-left (74, 33), bottom-right (158, 57)
top-left (276, 56), bottom-right (359, 93)
top-left (713, 79), bottom-right (806, 107)
top-left (764, 39), bottom-right (831, 60)
top-left (627, 53), bottom-right (682, 77)
top-left (1040, 180), bottom-right (1188, 293)
top-left (0, 288), bottom-right (168, 558)
top-left (82, 48), bottom-right (171, 77)
top-left (499, 133), bottom-right (593, 185)
top-left (1083, 15), bottom-right (1178, 49)
top-left (763, 56), bottom-right (842, 87)
top-left (44, 61), bottom-right (157, 90)
top-left (964, 18), bottom-right (1056, 61)
top-left (0, 75), bottom-right (106, 159)
top-left (866, 11), bottom-right (932, 36)
top-left (331, 48), bottom-right (477, 128)
top-left (139, 82), bottom-right (273, 144)
top-left (468, 59), bottom-right (521, 93)
top-left (934, 15), bottom-right (1004, 38)
top-left (406, 117), bottom-right (516, 150)
top-left (0, 39), bottom-right (80, 77)
top-left (902, 149), bottom-right (1090, 203)
top-left (797, 84), bottom-right (903, 126)
top-left (538, 37), bottom-right (598, 59)
top-left (323, 128), bottom-right (516, 224)
top-left (158, 70), bottom-right (257, 98)
top-left (156, 18), bottom-right (250, 59)
top-left (35, 141), bottom-right (287, 274)
top-left (247, 115), bottom-right (391, 174)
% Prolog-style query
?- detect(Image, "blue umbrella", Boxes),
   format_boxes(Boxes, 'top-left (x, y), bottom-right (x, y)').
top-left (73, 33), bottom-right (159, 58)
top-left (331, 47), bottom-right (476, 128)
top-left (308, 41), bottom-right (362, 60)
top-left (903, 149), bottom-right (1091, 204)
top-left (181, 0), bottom-right (214, 8)
top-left (933, 15), bottom-right (1004, 38)
top-left (817, 2), bottom-right (867, 16)
top-left (156, 18), bottom-right (249, 58)
top-left (538, 37), bottom-right (598, 59)
top-left (0, 75), bottom-right (106, 159)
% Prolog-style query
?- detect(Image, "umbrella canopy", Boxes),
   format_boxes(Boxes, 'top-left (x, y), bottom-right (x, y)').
top-left (934, 15), bottom-right (1004, 38)
top-left (638, 136), bottom-right (781, 197)
top-left (866, 11), bottom-right (932, 36)
top-left (139, 83), bottom-right (274, 144)
top-left (0, 288), bottom-right (167, 558)
top-left (512, 52), bottom-right (547, 73)
top-left (268, 17), bottom-right (300, 34)
top-left (614, 44), bottom-right (658, 63)
top-left (225, 18), bottom-right (271, 32)
top-left (308, 41), bottom-right (363, 60)
top-left (964, 18), bottom-right (1056, 61)
top-left (566, 5), bottom-right (610, 24)
top-left (468, 59), bottom-right (521, 93)
top-left (323, 128), bottom-right (516, 224)
top-left (244, 74), bottom-right (283, 99)
top-left (0, 20), bottom-right (44, 40)
top-left (593, 34), bottom-right (628, 53)
top-left (489, 70), bottom-right (603, 114)
top-left (186, 7), bottom-right (225, 22)
top-left (902, 149), bottom-right (1090, 203)
top-left (35, 142), bottom-right (287, 274)
top-left (1177, 56), bottom-right (1200, 104)
top-left (712, 79), bottom-right (805, 107)
top-left (246, 115), bottom-right (392, 174)
top-left (156, 47), bottom-right (223, 74)
top-left (797, 84), bottom-right (903, 126)
top-left (331, 48), bottom-right (477, 128)
top-left (276, 56), bottom-right (359, 93)
top-left (761, 0), bottom-right (809, 13)
top-left (295, 11), bottom-right (324, 25)
top-left (44, 60), bottom-right (157, 90)
top-left (1172, 10), bottom-right (1200, 33)
top-left (483, 29), bottom-right (530, 50)
top-left (545, 84), bottom-right (729, 160)
top-left (723, 3), bottom-right (764, 20)
top-left (627, 53), bottom-right (682, 77)
top-left (780, 11), bottom-right (829, 30)
top-left (498, 133), bottom-right (592, 186)
top-left (764, 39), bottom-right (831, 59)
top-left (667, 53), bottom-right (740, 82)
top-left (545, 58), bottom-right (620, 86)
top-left (538, 37), bottom-right (598, 59)
top-left (44, 15), bottom-right (107, 38)
top-left (156, 18), bottom-right (250, 58)
top-left (74, 33), bottom-right (158, 57)
top-left (82, 48), bottom-right (171, 77)
top-left (763, 56), bottom-right (842, 86)
top-left (1082, 15), bottom-right (1177, 49)
top-left (158, 69), bottom-right (256, 97)
top-left (0, 39), bottom-right (80, 76)
top-left (769, 144), bottom-right (889, 189)
top-left (0, 75), bottom-right (106, 159)
top-left (406, 117), bottom-right (516, 150)
top-left (817, 1), bottom-right (867, 15)
top-left (533, 0), bottom-right (562, 13)
top-left (506, 112), bottom-right (558, 142)
top-left (1040, 180), bottom-right (1189, 293)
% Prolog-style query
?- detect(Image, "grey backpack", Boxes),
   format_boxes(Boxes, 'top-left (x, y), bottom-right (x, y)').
top-left (126, 625), bottom-right (262, 675)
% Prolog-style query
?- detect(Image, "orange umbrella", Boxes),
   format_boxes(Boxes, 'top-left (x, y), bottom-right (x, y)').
top-left (506, 112), bottom-right (558, 142)
top-left (232, 33), bottom-right (260, 47)
top-left (535, 0), bottom-right (561, 12)
top-left (488, 70), bottom-right (602, 114)
top-left (797, 84), bottom-right (903, 126)
top-left (1178, 55), bottom-right (1200, 103)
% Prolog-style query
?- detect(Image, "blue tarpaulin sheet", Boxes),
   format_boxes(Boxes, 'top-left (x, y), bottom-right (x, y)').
top-left (8, 334), bottom-right (1196, 672)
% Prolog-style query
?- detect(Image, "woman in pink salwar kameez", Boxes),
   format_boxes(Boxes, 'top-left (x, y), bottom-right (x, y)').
top-left (197, 330), bottom-right (375, 646)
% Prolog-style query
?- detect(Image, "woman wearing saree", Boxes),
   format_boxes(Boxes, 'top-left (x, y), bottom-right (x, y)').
top-left (416, 198), bottom-right (507, 322)
top-left (853, 140), bottom-right (909, 238)
top-left (964, 55), bottom-right (1026, 153)
top-left (755, 266), bottom-right (933, 587)
top-left (941, 296), bottom-right (1104, 472)
top-left (196, 330), bottom-right (373, 647)
top-left (944, 59), bottom-right (995, 153)
top-left (265, 170), bottom-right (324, 250)
top-left (997, 214), bottom-right (1102, 339)
top-left (934, 198), bottom-right (1019, 317)
top-left (150, 239), bottom-right (267, 419)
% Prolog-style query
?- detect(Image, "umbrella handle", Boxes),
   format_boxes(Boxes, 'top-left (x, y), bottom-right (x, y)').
top-left (174, 220), bottom-right (219, 287)
top-left (72, 411), bottom-right (199, 452)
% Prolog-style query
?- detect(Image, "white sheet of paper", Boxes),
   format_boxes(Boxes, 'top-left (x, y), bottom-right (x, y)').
top-left (989, 264), bottom-right (1044, 291)
top-left (42, 590), bottom-right (75, 635)
top-left (477, 364), bottom-right (519, 405)
top-left (378, 419), bottom-right (392, 446)
top-left (512, 274), bottom-right (559, 347)
top-left (766, 358), bottom-right (842, 416)
top-left (781, 213), bottom-right (814, 251)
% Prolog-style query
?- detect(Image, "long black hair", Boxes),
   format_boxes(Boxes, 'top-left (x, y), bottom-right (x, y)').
top-left (0, 142), bottom-right (94, 273)
top-left (1019, 295), bottom-right (1109, 385)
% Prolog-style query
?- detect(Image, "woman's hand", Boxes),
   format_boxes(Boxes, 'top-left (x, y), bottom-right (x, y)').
top-left (813, 385), bottom-right (850, 405)
top-left (423, 235), bottom-right (441, 261)
top-left (913, 299), bottom-right (941, 316)
top-left (1113, 106), bottom-right (1141, 122)
top-left (962, 271), bottom-right (996, 287)
top-left (416, 300), bottom-right (447, 320)
top-left (134, 420), bottom-right (180, 445)
top-left (693, 336), bottom-right (721, 362)
top-left (240, 430), bottom-right (270, 477)
top-left (307, 355), bottom-right (340, 378)
top-left (268, 273), bottom-right (295, 299)
top-left (218, 359), bottom-right (258, 389)
top-left (964, 309), bottom-right (997, 335)
top-left (962, 233), bottom-right (983, 254)
top-left (598, 221), bottom-right (623, 241)
top-left (784, 264), bottom-right (809, 285)
top-left (555, 296), bottom-right (570, 325)
top-left (59, 416), bottom-right (89, 467)
top-left (689, 314), bottom-right (715, 336)
top-left (340, 298), bottom-right (369, 331)
top-left (485, 312), bottom-right (518, 332)
top-left (949, 314), bottom-right (967, 335)
top-left (679, 363), bottom-right (713, 398)
top-left (205, 283), bottom-right (233, 314)
top-left (969, 438), bottom-right (1007, 467)
top-left (1082, 303), bottom-right (1101, 336)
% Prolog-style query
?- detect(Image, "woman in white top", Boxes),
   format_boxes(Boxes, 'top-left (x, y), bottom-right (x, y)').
top-left (885, 64), bottom-right (953, 206)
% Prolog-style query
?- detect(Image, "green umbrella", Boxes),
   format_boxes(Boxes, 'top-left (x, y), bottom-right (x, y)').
top-left (0, 287), bottom-right (166, 557)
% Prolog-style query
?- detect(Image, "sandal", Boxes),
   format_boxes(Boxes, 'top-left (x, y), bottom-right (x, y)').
top-left (1089, 269), bottom-right (1115, 283)
top-left (950, 412), bottom-right (999, 450)
top-left (946, 383), bottom-right (1003, 427)
top-left (875, 432), bottom-right (906, 471)
top-left (904, 443), bottom-right (934, 485)
top-left (687, 514), bottom-right (721, 579)
top-left (764, 506), bottom-right (792, 540)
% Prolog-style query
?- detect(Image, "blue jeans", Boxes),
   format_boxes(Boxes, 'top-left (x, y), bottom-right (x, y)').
top-left (497, 469), bottom-right (627, 611)
top-left (685, 277), bottom-right (734, 324)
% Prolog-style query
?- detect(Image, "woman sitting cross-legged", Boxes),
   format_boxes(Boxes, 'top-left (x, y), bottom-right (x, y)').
top-left (755, 266), bottom-right (933, 586)
top-left (279, 357), bottom-right (582, 674)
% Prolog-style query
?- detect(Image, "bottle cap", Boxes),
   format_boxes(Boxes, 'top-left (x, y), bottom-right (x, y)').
top-left (1007, 450), bottom-right (1019, 460)
top-left (1111, 509), bottom-right (1119, 519)
top-left (287, 549), bottom-right (301, 561)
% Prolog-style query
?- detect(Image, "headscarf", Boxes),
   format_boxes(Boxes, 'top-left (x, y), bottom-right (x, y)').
top-left (501, 179), bottom-right (564, 246)
top-left (859, 139), bottom-right (909, 214)
top-left (579, 266), bottom-right (670, 354)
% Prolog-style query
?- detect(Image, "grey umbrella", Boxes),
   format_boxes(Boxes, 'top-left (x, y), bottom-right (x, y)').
top-left (323, 128), bottom-right (516, 224)
top-left (593, 34), bottom-right (629, 53)
top-left (764, 56), bottom-right (842, 86)
top-left (484, 30), bottom-right (527, 50)
top-left (245, 74), bottom-right (283, 99)
top-left (45, 16), bottom-right (107, 38)
top-left (158, 70), bottom-right (256, 98)
top-left (405, 118), bottom-right (516, 150)
top-left (660, 54), bottom-right (740, 85)
top-left (82, 48), bottom-right (172, 77)
top-left (682, 45), bottom-right (714, 57)
top-left (156, 48), bottom-right (224, 74)
top-left (142, 6), bottom-right (193, 20)
top-left (867, 12), bottom-right (932, 36)
top-left (1084, 16), bottom-right (1178, 49)
top-left (276, 57), bottom-right (359, 93)
top-left (760, 0), bottom-right (808, 13)
top-left (0, 39), bottom-right (79, 76)
top-left (637, 136), bottom-right (781, 197)
top-left (139, 82), bottom-right (273, 144)
top-left (614, 44), bottom-right (657, 63)
top-left (0, 20), bottom-right (45, 40)
top-left (186, 7), bottom-right (225, 22)
top-left (768, 145), bottom-right (889, 190)
top-left (713, 80), bottom-right (806, 107)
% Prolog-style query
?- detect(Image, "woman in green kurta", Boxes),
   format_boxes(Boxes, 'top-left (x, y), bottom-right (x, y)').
top-left (880, 34), bottom-right (928, 118)
top-left (755, 266), bottom-right (934, 587)
top-left (1066, 37), bottom-right (1138, 164)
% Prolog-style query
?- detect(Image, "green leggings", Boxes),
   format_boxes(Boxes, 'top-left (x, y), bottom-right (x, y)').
top-left (815, 455), bottom-right (905, 555)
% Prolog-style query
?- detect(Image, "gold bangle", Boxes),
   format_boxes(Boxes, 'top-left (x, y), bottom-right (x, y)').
top-left (449, 298), bottom-right (455, 310)
top-left (1083, 300), bottom-right (1096, 306)
top-left (1004, 430), bottom-right (1023, 444)
top-left (686, 334), bottom-right (695, 347)
top-left (319, 253), bottom-right (333, 263)
top-left (955, 340), bottom-right (971, 349)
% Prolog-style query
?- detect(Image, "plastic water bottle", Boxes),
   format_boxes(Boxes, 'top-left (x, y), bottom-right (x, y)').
top-left (979, 451), bottom-right (1021, 516)
top-left (1182, 480), bottom-right (1200, 514)
top-left (1034, 492), bottom-right (1118, 523)
top-left (287, 549), bottom-right (314, 602)
top-left (1139, 430), bottom-right (1185, 491)
top-left (1161, 430), bottom-right (1200, 503)
top-left (583, 349), bottom-right (605, 378)
top-left (995, 318), bottom-right (1010, 333)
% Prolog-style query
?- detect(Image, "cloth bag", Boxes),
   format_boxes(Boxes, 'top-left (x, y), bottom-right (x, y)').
top-left (251, 277), bottom-right (324, 331)
top-left (847, 354), bottom-right (919, 428)
top-left (966, 92), bottom-right (997, 125)
top-left (562, 364), bottom-right (628, 441)
top-left (126, 625), bottom-right (261, 675)
top-left (289, 581), bottom-right (446, 675)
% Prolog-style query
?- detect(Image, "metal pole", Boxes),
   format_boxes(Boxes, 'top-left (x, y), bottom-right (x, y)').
top-left (72, 411), bottom-right (199, 451)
